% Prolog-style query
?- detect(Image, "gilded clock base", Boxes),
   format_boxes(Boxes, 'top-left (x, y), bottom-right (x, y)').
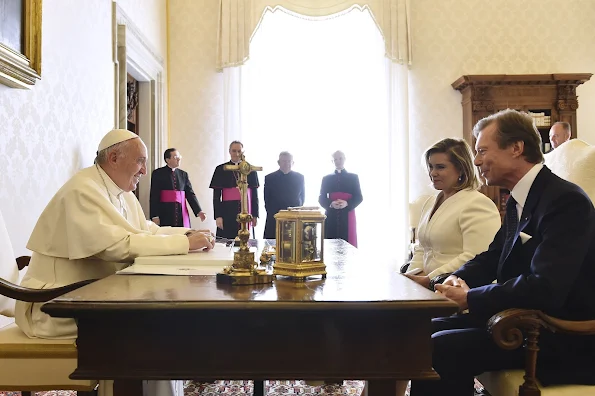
top-left (273, 262), bottom-right (327, 280)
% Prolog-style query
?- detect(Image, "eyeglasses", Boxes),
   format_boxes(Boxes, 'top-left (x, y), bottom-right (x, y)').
top-left (171, 156), bottom-right (182, 160)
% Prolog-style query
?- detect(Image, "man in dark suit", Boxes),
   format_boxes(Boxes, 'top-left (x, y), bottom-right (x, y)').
top-left (410, 109), bottom-right (595, 395)
top-left (263, 151), bottom-right (305, 239)
top-left (150, 148), bottom-right (206, 227)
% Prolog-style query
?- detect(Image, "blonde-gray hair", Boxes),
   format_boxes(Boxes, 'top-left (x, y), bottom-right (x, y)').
top-left (423, 138), bottom-right (480, 191)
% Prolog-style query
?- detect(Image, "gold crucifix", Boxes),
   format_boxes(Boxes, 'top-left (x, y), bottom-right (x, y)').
top-left (224, 154), bottom-right (262, 235)
top-left (216, 153), bottom-right (274, 285)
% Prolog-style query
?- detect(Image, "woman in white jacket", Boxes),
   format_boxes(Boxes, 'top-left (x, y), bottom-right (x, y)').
top-left (404, 138), bottom-right (501, 289)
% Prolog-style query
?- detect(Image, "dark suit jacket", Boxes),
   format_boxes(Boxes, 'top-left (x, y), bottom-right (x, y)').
top-left (453, 166), bottom-right (595, 384)
top-left (263, 170), bottom-right (305, 239)
top-left (149, 166), bottom-right (202, 227)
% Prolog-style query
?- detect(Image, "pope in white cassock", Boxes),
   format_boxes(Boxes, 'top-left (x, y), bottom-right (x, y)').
top-left (15, 129), bottom-right (213, 396)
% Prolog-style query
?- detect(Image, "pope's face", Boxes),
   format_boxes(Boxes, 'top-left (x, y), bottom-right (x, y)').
top-left (116, 139), bottom-right (147, 192)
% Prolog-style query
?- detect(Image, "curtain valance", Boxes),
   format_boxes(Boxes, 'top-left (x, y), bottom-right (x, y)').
top-left (217, 0), bottom-right (411, 70)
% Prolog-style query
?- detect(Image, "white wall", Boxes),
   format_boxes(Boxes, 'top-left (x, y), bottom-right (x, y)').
top-left (168, 0), bottom-right (223, 231)
top-left (168, 0), bottom-right (595, 211)
top-left (408, 0), bottom-right (595, 199)
top-left (0, 0), bottom-right (167, 255)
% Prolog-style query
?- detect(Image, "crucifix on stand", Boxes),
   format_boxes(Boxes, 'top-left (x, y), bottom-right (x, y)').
top-left (216, 154), bottom-right (275, 285)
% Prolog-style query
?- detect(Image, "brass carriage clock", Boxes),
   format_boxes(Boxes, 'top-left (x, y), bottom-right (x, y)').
top-left (273, 207), bottom-right (326, 280)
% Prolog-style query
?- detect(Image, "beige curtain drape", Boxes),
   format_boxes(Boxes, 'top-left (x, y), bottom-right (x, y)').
top-left (217, 0), bottom-right (412, 70)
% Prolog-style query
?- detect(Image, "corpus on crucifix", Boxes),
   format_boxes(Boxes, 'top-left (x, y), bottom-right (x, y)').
top-left (216, 154), bottom-right (275, 285)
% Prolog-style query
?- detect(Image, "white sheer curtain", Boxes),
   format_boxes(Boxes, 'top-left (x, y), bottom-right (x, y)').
top-left (235, 8), bottom-right (409, 262)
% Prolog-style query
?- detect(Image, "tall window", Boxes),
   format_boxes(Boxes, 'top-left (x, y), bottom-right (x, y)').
top-left (242, 7), bottom-right (391, 252)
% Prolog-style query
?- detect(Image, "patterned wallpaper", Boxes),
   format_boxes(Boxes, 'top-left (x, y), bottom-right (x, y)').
top-left (168, 0), bottom-right (224, 231)
top-left (408, 0), bottom-right (595, 198)
top-left (0, 0), bottom-right (167, 255)
top-left (168, 0), bottom-right (595, 208)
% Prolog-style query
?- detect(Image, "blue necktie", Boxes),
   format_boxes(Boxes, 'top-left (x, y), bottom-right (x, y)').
top-left (501, 195), bottom-right (519, 262)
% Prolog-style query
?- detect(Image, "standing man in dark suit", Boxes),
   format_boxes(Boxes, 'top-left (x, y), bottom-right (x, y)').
top-left (319, 150), bottom-right (363, 247)
top-left (150, 148), bottom-right (206, 227)
top-left (410, 109), bottom-right (595, 395)
top-left (263, 151), bottom-right (305, 239)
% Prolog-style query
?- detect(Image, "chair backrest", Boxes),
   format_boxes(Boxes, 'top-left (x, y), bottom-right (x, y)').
top-left (544, 139), bottom-right (595, 202)
top-left (0, 209), bottom-right (20, 318)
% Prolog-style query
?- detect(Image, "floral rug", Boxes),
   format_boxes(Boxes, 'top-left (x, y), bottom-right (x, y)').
top-left (0, 379), bottom-right (489, 395)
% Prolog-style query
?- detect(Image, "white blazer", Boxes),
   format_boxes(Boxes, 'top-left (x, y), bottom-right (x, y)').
top-left (408, 189), bottom-right (501, 279)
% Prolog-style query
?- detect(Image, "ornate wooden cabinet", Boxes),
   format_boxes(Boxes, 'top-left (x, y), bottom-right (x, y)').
top-left (452, 73), bottom-right (592, 217)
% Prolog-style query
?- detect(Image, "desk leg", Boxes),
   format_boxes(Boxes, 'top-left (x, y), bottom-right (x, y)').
top-left (113, 379), bottom-right (143, 396)
top-left (253, 379), bottom-right (265, 396)
top-left (367, 380), bottom-right (397, 396)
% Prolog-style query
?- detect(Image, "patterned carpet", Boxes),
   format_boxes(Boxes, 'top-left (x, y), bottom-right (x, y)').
top-left (0, 379), bottom-right (489, 395)
top-left (0, 381), bottom-right (364, 396)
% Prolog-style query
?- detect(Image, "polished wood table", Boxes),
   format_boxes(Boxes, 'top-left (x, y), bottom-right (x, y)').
top-left (43, 240), bottom-right (457, 395)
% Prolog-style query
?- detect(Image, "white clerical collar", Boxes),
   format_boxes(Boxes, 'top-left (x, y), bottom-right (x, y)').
top-left (335, 169), bottom-right (343, 174)
top-left (96, 164), bottom-right (124, 197)
top-left (510, 163), bottom-right (543, 218)
top-left (167, 165), bottom-right (177, 171)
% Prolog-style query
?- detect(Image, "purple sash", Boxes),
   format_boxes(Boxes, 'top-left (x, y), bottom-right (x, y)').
top-left (222, 188), bottom-right (253, 230)
top-left (160, 190), bottom-right (190, 228)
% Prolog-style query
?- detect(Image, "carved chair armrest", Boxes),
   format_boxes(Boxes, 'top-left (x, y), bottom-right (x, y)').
top-left (400, 262), bottom-right (410, 274)
top-left (429, 272), bottom-right (452, 291)
top-left (487, 308), bottom-right (595, 396)
top-left (0, 277), bottom-right (98, 303)
top-left (16, 256), bottom-right (31, 270)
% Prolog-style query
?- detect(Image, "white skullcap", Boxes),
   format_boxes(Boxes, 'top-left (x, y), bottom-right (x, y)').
top-left (97, 129), bottom-right (139, 152)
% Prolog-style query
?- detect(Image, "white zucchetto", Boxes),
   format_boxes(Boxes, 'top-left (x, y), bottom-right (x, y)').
top-left (97, 129), bottom-right (139, 152)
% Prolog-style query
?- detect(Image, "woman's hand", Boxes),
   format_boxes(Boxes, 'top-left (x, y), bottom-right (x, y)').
top-left (403, 273), bottom-right (431, 289)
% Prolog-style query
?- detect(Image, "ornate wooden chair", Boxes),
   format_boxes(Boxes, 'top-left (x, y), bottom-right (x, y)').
top-left (478, 139), bottom-right (595, 396)
top-left (0, 209), bottom-right (98, 395)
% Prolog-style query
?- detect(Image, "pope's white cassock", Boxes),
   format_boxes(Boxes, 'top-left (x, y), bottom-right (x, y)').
top-left (15, 130), bottom-right (189, 396)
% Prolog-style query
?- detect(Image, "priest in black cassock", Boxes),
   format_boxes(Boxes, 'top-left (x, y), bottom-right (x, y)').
top-left (209, 141), bottom-right (260, 239)
top-left (150, 148), bottom-right (206, 227)
top-left (263, 151), bottom-right (306, 239)
top-left (318, 150), bottom-right (363, 247)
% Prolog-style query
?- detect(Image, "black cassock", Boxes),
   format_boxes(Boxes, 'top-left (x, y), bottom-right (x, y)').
top-left (318, 170), bottom-right (363, 247)
top-left (149, 166), bottom-right (202, 227)
top-left (263, 170), bottom-right (305, 239)
top-left (209, 161), bottom-right (260, 239)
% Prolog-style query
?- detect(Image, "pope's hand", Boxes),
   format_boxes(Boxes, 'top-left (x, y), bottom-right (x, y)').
top-left (337, 200), bottom-right (348, 209)
top-left (152, 217), bottom-right (160, 226)
top-left (187, 231), bottom-right (214, 251)
top-left (331, 200), bottom-right (342, 209)
top-left (198, 211), bottom-right (207, 222)
top-left (216, 217), bottom-right (223, 229)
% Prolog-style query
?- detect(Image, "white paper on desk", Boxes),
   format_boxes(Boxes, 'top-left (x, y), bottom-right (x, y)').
top-left (117, 243), bottom-right (248, 276)
top-left (117, 264), bottom-right (222, 276)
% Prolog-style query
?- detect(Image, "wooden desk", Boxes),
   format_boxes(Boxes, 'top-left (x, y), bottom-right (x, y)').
top-left (43, 240), bottom-right (457, 395)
